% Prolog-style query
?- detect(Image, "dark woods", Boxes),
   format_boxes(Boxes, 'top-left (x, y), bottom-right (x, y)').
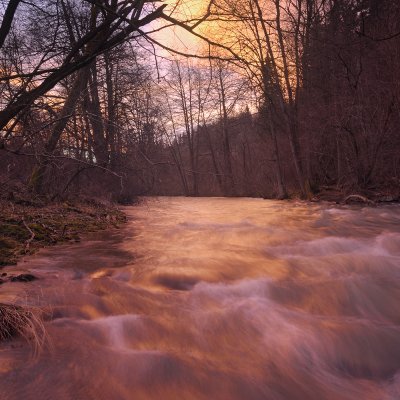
top-left (1, 0), bottom-right (399, 202)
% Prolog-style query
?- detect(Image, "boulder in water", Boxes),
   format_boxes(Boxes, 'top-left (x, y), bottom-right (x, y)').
top-left (10, 274), bottom-right (37, 282)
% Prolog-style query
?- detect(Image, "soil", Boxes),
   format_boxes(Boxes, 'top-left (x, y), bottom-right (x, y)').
top-left (0, 199), bottom-right (127, 268)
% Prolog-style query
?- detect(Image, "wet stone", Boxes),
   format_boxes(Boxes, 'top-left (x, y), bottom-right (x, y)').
top-left (10, 274), bottom-right (38, 283)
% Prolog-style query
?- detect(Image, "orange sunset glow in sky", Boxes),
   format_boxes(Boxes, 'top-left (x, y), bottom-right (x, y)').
top-left (150, 0), bottom-right (216, 57)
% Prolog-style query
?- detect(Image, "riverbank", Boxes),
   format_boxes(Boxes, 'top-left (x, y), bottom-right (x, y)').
top-left (309, 184), bottom-right (400, 204)
top-left (0, 198), bottom-right (127, 268)
top-left (0, 197), bottom-right (127, 341)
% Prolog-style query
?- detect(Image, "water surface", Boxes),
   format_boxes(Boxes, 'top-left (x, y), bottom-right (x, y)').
top-left (1, 197), bottom-right (400, 399)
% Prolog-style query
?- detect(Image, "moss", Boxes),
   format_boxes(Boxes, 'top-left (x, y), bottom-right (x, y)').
top-left (0, 238), bottom-right (18, 266)
top-left (63, 204), bottom-right (83, 214)
top-left (29, 223), bottom-right (46, 234)
top-left (28, 224), bottom-right (52, 242)
top-left (0, 237), bottom-right (15, 250)
top-left (0, 199), bottom-right (127, 267)
top-left (0, 224), bottom-right (29, 241)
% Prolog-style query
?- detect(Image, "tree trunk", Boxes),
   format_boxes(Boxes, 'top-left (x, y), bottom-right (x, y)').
top-left (104, 51), bottom-right (117, 167)
top-left (86, 64), bottom-right (108, 166)
top-left (218, 69), bottom-right (236, 196)
top-left (266, 106), bottom-right (287, 199)
top-left (204, 125), bottom-right (224, 193)
top-left (29, 66), bottom-right (91, 193)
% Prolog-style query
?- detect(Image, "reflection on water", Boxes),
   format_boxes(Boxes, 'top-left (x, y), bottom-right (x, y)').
top-left (1, 197), bottom-right (400, 399)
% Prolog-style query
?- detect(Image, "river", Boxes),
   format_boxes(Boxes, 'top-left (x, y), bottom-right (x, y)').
top-left (1, 197), bottom-right (400, 399)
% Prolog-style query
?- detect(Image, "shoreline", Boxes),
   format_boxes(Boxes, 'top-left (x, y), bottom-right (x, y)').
top-left (0, 199), bottom-right (127, 269)
top-left (0, 198), bottom-right (128, 342)
top-left (308, 185), bottom-right (400, 205)
top-left (1, 190), bottom-right (398, 272)
top-left (0, 194), bottom-right (398, 343)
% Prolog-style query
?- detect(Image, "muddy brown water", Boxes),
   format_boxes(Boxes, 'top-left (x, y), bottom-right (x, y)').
top-left (1, 197), bottom-right (400, 399)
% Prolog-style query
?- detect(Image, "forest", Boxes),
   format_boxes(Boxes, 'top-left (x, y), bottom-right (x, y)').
top-left (1, 0), bottom-right (399, 202)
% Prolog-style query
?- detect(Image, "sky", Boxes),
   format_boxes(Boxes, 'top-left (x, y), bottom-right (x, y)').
top-left (148, 0), bottom-right (213, 59)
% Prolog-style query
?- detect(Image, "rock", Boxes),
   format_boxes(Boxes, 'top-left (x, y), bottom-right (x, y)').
top-left (1, 272), bottom-right (7, 277)
top-left (10, 274), bottom-right (38, 282)
top-left (378, 196), bottom-right (398, 203)
top-left (153, 274), bottom-right (200, 291)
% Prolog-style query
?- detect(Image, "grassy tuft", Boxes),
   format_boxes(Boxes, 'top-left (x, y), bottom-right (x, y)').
top-left (0, 303), bottom-right (46, 353)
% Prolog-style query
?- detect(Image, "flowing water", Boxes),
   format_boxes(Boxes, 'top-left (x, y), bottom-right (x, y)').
top-left (1, 197), bottom-right (400, 400)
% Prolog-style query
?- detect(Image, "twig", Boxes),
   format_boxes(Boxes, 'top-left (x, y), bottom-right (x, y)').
top-left (22, 218), bottom-right (35, 252)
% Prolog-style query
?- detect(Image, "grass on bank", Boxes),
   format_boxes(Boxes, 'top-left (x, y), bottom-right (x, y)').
top-left (0, 183), bottom-right (128, 345)
top-left (0, 302), bottom-right (46, 350)
top-left (0, 198), bottom-right (127, 267)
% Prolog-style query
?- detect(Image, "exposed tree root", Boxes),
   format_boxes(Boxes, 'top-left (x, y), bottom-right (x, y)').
top-left (343, 194), bottom-right (375, 205)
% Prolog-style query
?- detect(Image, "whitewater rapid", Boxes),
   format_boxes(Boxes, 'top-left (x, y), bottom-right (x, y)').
top-left (1, 197), bottom-right (400, 399)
